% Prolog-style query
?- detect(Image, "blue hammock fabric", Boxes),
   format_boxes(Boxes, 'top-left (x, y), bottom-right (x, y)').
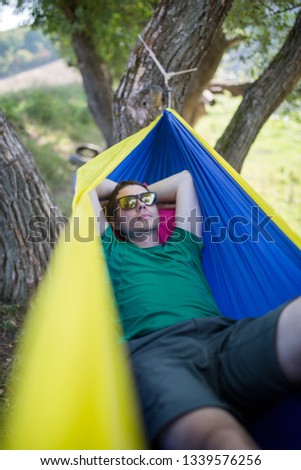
top-left (105, 109), bottom-right (301, 449)
top-left (108, 110), bottom-right (301, 316)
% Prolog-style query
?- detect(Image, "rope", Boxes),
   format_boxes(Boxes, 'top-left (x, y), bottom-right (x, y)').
top-left (138, 35), bottom-right (198, 108)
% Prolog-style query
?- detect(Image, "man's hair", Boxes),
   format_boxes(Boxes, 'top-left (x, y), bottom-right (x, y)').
top-left (106, 180), bottom-right (149, 218)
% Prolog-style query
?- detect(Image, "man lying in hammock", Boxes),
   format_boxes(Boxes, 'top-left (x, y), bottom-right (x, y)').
top-left (94, 170), bottom-right (300, 450)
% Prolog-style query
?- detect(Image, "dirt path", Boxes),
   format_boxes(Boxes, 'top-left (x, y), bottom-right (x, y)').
top-left (0, 59), bottom-right (82, 95)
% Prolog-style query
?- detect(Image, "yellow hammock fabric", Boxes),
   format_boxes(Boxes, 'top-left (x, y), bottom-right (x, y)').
top-left (2, 115), bottom-right (162, 450)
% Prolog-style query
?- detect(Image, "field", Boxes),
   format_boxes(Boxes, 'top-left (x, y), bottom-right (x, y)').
top-left (0, 58), bottom-right (82, 93)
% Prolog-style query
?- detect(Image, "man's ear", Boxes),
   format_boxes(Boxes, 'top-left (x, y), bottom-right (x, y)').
top-left (111, 215), bottom-right (120, 231)
top-left (109, 216), bottom-right (126, 241)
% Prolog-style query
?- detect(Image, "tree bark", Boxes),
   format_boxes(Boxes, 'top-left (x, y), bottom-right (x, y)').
top-left (113, 0), bottom-right (234, 142)
top-left (71, 32), bottom-right (113, 147)
top-left (0, 111), bottom-right (61, 304)
top-left (215, 10), bottom-right (301, 173)
top-left (183, 29), bottom-right (232, 126)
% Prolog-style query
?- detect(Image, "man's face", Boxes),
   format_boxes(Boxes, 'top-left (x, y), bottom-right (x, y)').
top-left (113, 184), bottom-right (160, 239)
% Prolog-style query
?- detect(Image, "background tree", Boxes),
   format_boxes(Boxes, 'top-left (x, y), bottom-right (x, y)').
top-left (15, 0), bottom-right (159, 147)
top-left (183, 0), bottom-right (301, 124)
top-left (15, 0), bottom-right (301, 171)
top-left (113, 0), bottom-right (301, 166)
top-left (216, 9), bottom-right (301, 171)
top-left (113, 0), bottom-right (234, 140)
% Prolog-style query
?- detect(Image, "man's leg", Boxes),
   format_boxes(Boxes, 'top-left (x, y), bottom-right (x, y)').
top-left (157, 407), bottom-right (259, 450)
top-left (276, 296), bottom-right (301, 383)
top-left (157, 297), bottom-right (301, 451)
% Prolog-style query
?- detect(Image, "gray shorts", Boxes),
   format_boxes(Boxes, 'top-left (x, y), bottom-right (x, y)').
top-left (128, 303), bottom-right (297, 442)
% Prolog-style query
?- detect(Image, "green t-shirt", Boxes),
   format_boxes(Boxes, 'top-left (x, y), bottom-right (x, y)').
top-left (101, 225), bottom-right (221, 340)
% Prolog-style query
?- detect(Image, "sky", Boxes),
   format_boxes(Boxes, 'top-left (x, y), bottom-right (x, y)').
top-left (0, 3), bottom-right (31, 32)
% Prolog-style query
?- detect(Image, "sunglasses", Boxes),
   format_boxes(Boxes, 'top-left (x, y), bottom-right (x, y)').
top-left (115, 191), bottom-right (158, 210)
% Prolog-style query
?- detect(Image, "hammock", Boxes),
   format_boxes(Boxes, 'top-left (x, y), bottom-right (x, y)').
top-left (3, 109), bottom-right (301, 450)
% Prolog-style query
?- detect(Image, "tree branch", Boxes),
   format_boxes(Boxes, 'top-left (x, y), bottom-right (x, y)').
top-left (215, 10), bottom-right (301, 172)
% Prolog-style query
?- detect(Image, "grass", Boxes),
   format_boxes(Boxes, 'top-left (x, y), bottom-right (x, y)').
top-left (1, 84), bottom-right (104, 216)
top-left (0, 303), bottom-right (26, 410)
top-left (195, 94), bottom-right (301, 234)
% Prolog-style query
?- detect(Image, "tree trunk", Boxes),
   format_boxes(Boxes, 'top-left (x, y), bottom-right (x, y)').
top-left (183, 29), bottom-right (231, 126)
top-left (0, 111), bottom-right (61, 304)
top-left (215, 10), bottom-right (301, 173)
top-left (113, 0), bottom-right (233, 142)
top-left (208, 80), bottom-right (251, 97)
top-left (71, 32), bottom-right (113, 147)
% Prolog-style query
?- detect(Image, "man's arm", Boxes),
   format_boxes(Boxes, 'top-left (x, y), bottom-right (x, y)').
top-left (90, 178), bottom-right (118, 236)
top-left (148, 170), bottom-right (202, 237)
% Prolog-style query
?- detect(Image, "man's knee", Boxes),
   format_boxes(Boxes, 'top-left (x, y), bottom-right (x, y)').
top-left (276, 296), bottom-right (301, 383)
top-left (156, 407), bottom-right (258, 450)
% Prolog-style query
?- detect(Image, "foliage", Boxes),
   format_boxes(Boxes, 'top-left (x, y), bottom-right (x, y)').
top-left (217, 1), bottom-right (301, 118)
top-left (0, 26), bottom-right (57, 78)
top-left (12, 1), bottom-right (301, 117)
top-left (222, 0), bottom-right (301, 80)
top-left (15, 0), bottom-right (159, 80)
top-left (1, 83), bottom-right (99, 136)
